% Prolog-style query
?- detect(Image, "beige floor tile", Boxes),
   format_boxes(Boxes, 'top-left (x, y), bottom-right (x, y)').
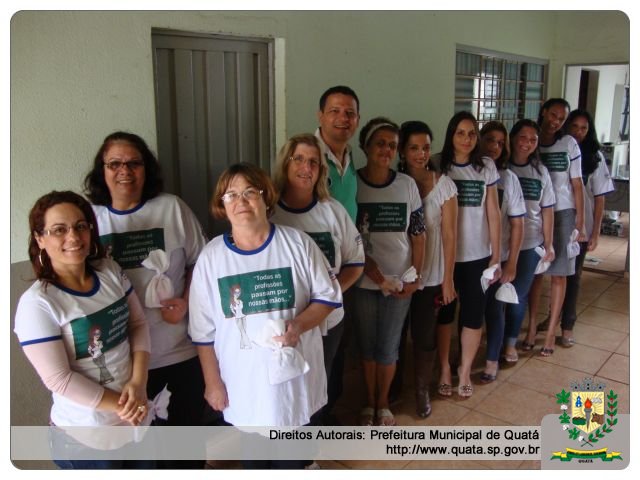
top-left (402, 398), bottom-right (471, 426)
top-left (572, 322), bottom-right (627, 351)
top-left (577, 306), bottom-right (629, 333)
top-left (535, 343), bottom-right (611, 374)
top-left (615, 336), bottom-right (629, 355)
top-left (506, 358), bottom-right (592, 397)
top-left (456, 410), bottom-right (512, 426)
top-left (603, 282), bottom-right (630, 296)
top-left (404, 459), bottom-right (490, 469)
top-left (597, 353), bottom-right (629, 384)
top-left (473, 383), bottom-right (555, 425)
top-left (591, 293), bottom-right (629, 314)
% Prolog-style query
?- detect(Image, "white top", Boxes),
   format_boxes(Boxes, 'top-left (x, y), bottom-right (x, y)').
top-left (448, 157), bottom-right (500, 262)
top-left (420, 174), bottom-right (457, 287)
top-left (508, 160), bottom-right (557, 250)
top-left (188, 224), bottom-right (342, 427)
top-left (539, 135), bottom-right (582, 211)
top-left (497, 168), bottom-right (527, 262)
top-left (355, 170), bottom-right (423, 290)
top-left (93, 193), bottom-right (206, 369)
top-left (14, 259), bottom-right (134, 427)
top-left (271, 197), bottom-right (364, 331)
top-left (583, 153), bottom-right (615, 238)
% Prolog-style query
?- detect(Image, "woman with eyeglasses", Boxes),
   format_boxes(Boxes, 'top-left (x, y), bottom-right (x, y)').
top-left (352, 117), bottom-right (426, 426)
top-left (14, 191), bottom-right (152, 468)
top-left (188, 163), bottom-right (341, 469)
top-left (270, 134), bottom-right (364, 417)
top-left (84, 132), bottom-right (206, 468)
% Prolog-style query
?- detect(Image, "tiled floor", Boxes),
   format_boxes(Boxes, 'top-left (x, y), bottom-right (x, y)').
top-left (314, 220), bottom-right (630, 470)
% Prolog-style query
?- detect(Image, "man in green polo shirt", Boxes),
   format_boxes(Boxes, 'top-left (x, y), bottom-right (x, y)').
top-left (315, 86), bottom-right (360, 222)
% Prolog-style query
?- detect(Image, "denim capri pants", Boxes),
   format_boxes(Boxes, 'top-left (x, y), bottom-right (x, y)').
top-left (352, 287), bottom-right (412, 365)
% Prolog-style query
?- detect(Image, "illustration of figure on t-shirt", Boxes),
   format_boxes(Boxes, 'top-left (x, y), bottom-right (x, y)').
top-left (88, 325), bottom-right (115, 385)
top-left (230, 285), bottom-right (252, 349)
top-left (359, 211), bottom-right (373, 255)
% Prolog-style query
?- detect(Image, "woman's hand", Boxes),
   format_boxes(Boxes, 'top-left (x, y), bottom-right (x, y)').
top-left (587, 234), bottom-right (599, 252)
top-left (160, 297), bottom-right (187, 324)
top-left (488, 260), bottom-right (502, 285)
top-left (273, 321), bottom-right (303, 348)
top-left (117, 379), bottom-right (148, 426)
top-left (204, 379), bottom-right (229, 412)
top-left (392, 280), bottom-right (419, 299)
top-left (542, 244), bottom-right (556, 263)
top-left (441, 279), bottom-right (457, 305)
top-left (500, 261), bottom-right (517, 284)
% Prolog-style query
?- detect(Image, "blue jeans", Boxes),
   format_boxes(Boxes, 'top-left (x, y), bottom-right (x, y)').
top-left (503, 248), bottom-right (541, 345)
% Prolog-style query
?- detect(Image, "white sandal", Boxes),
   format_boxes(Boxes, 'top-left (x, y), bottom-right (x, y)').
top-left (359, 407), bottom-right (375, 426)
top-left (376, 408), bottom-right (396, 426)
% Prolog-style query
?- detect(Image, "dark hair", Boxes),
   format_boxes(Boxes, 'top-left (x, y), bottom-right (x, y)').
top-left (319, 86), bottom-right (360, 113)
top-left (564, 109), bottom-right (602, 181)
top-left (537, 98), bottom-right (571, 141)
top-left (509, 119), bottom-right (543, 174)
top-left (480, 121), bottom-right (510, 169)
top-left (358, 116), bottom-right (399, 152)
top-left (210, 163), bottom-right (278, 220)
top-left (398, 120), bottom-right (434, 173)
top-left (440, 111), bottom-right (484, 174)
top-left (83, 131), bottom-right (164, 206)
top-left (28, 190), bottom-right (105, 287)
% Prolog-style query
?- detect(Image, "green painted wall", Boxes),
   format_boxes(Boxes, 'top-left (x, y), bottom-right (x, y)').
top-left (10, 10), bottom-right (629, 262)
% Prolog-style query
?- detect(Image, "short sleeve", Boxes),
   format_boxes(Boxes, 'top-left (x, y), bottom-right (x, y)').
top-left (590, 154), bottom-right (615, 197)
top-left (305, 236), bottom-right (343, 309)
top-left (436, 175), bottom-right (458, 206)
top-left (332, 199), bottom-right (365, 268)
top-left (540, 166), bottom-right (557, 208)
top-left (568, 136), bottom-right (583, 179)
top-left (187, 248), bottom-right (217, 345)
top-left (14, 289), bottom-right (62, 346)
top-left (484, 158), bottom-right (500, 186)
top-left (506, 171), bottom-right (527, 217)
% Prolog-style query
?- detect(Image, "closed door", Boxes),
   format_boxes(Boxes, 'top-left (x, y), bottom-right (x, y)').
top-left (152, 29), bottom-right (274, 238)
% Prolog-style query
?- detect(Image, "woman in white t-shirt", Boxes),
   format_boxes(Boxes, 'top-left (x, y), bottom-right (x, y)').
top-left (397, 120), bottom-right (457, 417)
top-left (437, 112), bottom-right (501, 399)
top-left (528, 99), bottom-right (585, 357)
top-left (271, 133), bottom-right (364, 424)
top-left (84, 133), bottom-right (207, 468)
top-left (558, 110), bottom-right (614, 346)
top-left (14, 191), bottom-right (151, 469)
top-left (353, 117), bottom-right (426, 426)
top-left (479, 121), bottom-right (526, 383)
top-left (188, 163), bottom-right (341, 469)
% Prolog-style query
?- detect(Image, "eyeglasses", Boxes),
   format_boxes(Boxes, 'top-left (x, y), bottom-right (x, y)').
top-left (290, 155), bottom-right (321, 168)
top-left (41, 221), bottom-right (93, 237)
top-left (221, 188), bottom-right (263, 204)
top-left (104, 160), bottom-right (145, 171)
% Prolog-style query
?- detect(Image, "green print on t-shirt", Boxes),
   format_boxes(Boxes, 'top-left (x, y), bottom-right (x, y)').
top-left (540, 152), bottom-right (569, 172)
top-left (218, 267), bottom-right (295, 318)
top-left (305, 231), bottom-right (336, 268)
top-left (71, 296), bottom-right (129, 360)
top-left (100, 228), bottom-right (165, 269)
top-left (453, 180), bottom-right (485, 207)
top-left (356, 203), bottom-right (407, 233)
top-left (518, 177), bottom-right (543, 201)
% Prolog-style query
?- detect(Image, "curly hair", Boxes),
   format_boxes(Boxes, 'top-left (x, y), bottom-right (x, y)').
top-left (28, 190), bottom-right (105, 287)
top-left (83, 131), bottom-right (163, 206)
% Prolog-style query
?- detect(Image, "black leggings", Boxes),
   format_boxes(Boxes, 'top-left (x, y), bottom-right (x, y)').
top-left (410, 285), bottom-right (441, 351)
top-left (438, 257), bottom-right (490, 330)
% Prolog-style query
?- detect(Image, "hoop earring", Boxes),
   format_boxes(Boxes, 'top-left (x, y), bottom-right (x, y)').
top-left (90, 243), bottom-right (99, 258)
top-left (38, 249), bottom-right (45, 267)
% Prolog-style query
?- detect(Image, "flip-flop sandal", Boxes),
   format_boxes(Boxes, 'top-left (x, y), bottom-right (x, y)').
top-left (458, 383), bottom-right (474, 398)
top-left (502, 351), bottom-right (519, 363)
top-left (437, 383), bottom-right (453, 397)
top-left (540, 347), bottom-right (554, 357)
top-left (561, 337), bottom-right (575, 348)
top-left (359, 407), bottom-right (375, 426)
top-left (479, 372), bottom-right (497, 384)
top-left (376, 408), bottom-right (396, 426)
top-left (520, 341), bottom-right (535, 352)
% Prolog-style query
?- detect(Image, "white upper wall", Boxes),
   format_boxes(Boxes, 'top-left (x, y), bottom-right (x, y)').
top-left (10, 10), bottom-right (629, 262)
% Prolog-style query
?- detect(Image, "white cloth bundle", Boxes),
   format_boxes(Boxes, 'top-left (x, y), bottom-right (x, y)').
top-left (534, 246), bottom-right (551, 274)
top-left (481, 263), bottom-right (500, 293)
top-left (254, 319), bottom-right (310, 385)
top-left (495, 282), bottom-right (519, 304)
top-left (141, 249), bottom-right (174, 308)
top-left (380, 266), bottom-right (418, 296)
top-left (566, 229), bottom-right (580, 259)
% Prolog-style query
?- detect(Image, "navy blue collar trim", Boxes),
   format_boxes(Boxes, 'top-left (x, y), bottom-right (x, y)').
top-left (277, 198), bottom-right (318, 214)
top-left (451, 160), bottom-right (472, 167)
top-left (509, 158), bottom-right (532, 167)
top-left (224, 223), bottom-right (276, 255)
top-left (54, 269), bottom-right (100, 297)
top-left (107, 200), bottom-right (146, 215)
top-left (357, 169), bottom-right (396, 188)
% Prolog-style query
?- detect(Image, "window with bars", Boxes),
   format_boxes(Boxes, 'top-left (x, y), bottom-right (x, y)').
top-left (455, 50), bottom-right (547, 131)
